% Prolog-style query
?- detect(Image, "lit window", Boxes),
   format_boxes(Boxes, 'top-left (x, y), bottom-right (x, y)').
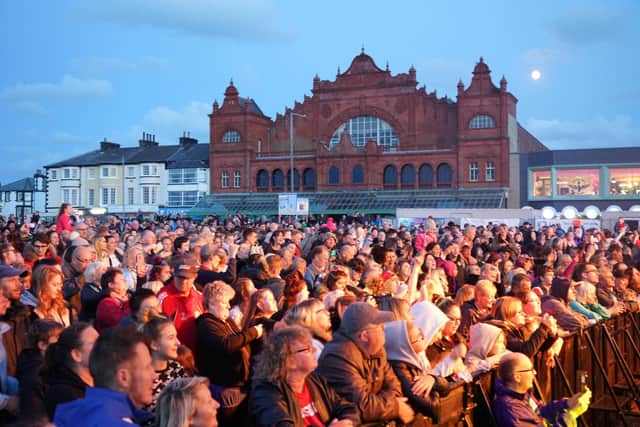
top-left (486, 161), bottom-right (496, 181)
top-left (531, 169), bottom-right (551, 197)
top-left (469, 114), bottom-right (496, 129)
top-left (222, 130), bottom-right (241, 143)
top-left (469, 162), bottom-right (479, 182)
top-left (330, 115), bottom-right (399, 149)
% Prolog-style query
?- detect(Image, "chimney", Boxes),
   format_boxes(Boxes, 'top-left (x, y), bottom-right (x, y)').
top-left (179, 131), bottom-right (198, 146)
top-left (139, 132), bottom-right (159, 148)
top-left (100, 138), bottom-right (121, 151)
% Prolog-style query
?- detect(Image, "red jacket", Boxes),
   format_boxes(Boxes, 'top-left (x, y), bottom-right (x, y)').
top-left (56, 213), bottom-right (73, 233)
top-left (96, 296), bottom-right (130, 332)
top-left (158, 284), bottom-right (203, 351)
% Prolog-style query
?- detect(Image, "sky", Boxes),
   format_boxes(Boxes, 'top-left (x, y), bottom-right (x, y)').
top-left (1, 0), bottom-right (638, 185)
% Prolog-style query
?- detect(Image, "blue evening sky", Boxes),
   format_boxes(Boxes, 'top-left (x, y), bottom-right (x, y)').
top-left (1, 0), bottom-right (638, 184)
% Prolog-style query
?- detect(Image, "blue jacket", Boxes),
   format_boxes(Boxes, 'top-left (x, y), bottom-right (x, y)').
top-left (53, 386), bottom-right (153, 427)
top-left (492, 379), bottom-right (569, 427)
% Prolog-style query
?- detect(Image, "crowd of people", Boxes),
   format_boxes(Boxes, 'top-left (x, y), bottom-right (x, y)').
top-left (3, 204), bottom-right (635, 426)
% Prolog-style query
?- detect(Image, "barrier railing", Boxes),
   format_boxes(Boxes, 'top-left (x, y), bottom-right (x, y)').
top-left (430, 312), bottom-right (640, 426)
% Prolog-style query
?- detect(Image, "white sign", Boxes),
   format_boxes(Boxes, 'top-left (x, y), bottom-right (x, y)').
top-left (278, 194), bottom-right (297, 216)
top-left (296, 198), bottom-right (309, 215)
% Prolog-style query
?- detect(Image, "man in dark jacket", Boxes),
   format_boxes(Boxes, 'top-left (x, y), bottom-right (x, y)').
top-left (316, 302), bottom-right (414, 426)
top-left (0, 265), bottom-right (32, 377)
top-left (492, 352), bottom-right (589, 426)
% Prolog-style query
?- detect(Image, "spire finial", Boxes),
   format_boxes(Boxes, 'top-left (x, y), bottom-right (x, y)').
top-left (479, 56), bottom-right (484, 63)
top-left (361, 45), bottom-right (365, 54)
top-left (386, 61), bottom-right (389, 71)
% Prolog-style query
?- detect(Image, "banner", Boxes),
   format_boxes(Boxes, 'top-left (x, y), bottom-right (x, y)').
top-left (278, 193), bottom-right (297, 216)
top-left (296, 197), bottom-right (309, 215)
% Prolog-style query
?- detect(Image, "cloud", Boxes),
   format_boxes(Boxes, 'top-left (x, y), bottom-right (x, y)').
top-left (547, 7), bottom-right (623, 45)
top-left (0, 75), bottom-right (112, 103)
top-left (128, 101), bottom-right (211, 143)
top-left (9, 101), bottom-right (47, 115)
top-left (69, 55), bottom-right (168, 75)
top-left (92, 0), bottom-right (288, 42)
top-left (525, 115), bottom-right (637, 149)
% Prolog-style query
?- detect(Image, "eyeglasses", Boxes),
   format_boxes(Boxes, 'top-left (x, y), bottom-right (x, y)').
top-left (516, 367), bottom-right (536, 375)
top-left (292, 346), bottom-right (312, 355)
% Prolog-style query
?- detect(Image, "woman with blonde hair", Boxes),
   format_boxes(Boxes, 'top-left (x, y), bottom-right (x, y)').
top-left (93, 235), bottom-right (109, 264)
top-left (156, 376), bottom-right (220, 427)
top-left (32, 265), bottom-right (73, 326)
top-left (283, 298), bottom-right (332, 359)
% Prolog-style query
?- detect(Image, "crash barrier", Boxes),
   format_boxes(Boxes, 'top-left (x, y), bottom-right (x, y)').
top-left (429, 312), bottom-right (640, 426)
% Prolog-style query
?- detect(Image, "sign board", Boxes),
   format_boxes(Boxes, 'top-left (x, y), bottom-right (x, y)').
top-left (296, 197), bottom-right (309, 215)
top-left (278, 194), bottom-right (297, 216)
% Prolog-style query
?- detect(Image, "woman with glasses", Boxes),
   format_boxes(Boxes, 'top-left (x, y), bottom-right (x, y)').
top-left (250, 326), bottom-right (359, 427)
top-left (426, 299), bottom-right (464, 366)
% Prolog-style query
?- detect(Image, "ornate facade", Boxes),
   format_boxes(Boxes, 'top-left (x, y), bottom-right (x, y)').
top-left (208, 50), bottom-right (546, 208)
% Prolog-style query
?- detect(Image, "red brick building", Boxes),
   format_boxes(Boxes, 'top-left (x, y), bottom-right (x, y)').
top-left (207, 50), bottom-right (546, 211)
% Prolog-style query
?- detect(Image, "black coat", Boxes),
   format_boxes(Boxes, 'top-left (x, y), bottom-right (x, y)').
top-left (43, 365), bottom-right (88, 419)
top-left (16, 348), bottom-right (46, 420)
top-left (195, 258), bottom-right (237, 289)
top-left (249, 373), bottom-right (360, 427)
top-left (195, 313), bottom-right (258, 388)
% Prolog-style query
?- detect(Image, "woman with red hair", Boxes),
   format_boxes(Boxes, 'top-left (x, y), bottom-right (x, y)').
top-left (32, 265), bottom-right (73, 327)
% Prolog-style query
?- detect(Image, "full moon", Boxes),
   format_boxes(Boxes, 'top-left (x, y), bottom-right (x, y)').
top-left (531, 69), bottom-right (541, 80)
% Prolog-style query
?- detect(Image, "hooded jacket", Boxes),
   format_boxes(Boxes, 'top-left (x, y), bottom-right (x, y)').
top-left (464, 322), bottom-right (510, 372)
top-left (384, 320), bottom-right (447, 421)
top-left (541, 279), bottom-right (589, 332)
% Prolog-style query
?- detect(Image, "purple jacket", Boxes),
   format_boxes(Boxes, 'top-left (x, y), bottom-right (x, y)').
top-left (492, 379), bottom-right (569, 427)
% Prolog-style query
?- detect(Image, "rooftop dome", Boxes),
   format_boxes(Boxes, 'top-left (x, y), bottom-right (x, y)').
top-left (343, 48), bottom-right (384, 75)
top-left (224, 79), bottom-right (239, 97)
top-left (472, 57), bottom-right (491, 75)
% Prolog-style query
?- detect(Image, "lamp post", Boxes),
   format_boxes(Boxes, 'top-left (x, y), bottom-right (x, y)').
top-left (289, 110), bottom-right (306, 193)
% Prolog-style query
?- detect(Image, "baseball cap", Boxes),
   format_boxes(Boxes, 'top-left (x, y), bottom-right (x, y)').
top-left (174, 262), bottom-right (197, 278)
top-left (0, 265), bottom-right (28, 279)
top-left (340, 302), bottom-right (393, 336)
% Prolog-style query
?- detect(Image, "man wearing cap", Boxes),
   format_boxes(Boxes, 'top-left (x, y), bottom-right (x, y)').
top-left (316, 302), bottom-right (415, 426)
top-left (157, 261), bottom-right (203, 351)
top-left (0, 264), bottom-right (32, 377)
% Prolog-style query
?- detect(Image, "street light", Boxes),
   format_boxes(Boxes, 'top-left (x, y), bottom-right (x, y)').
top-left (289, 110), bottom-right (306, 193)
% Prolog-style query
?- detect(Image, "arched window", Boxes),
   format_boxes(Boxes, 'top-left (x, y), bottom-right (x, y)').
top-left (330, 115), bottom-right (399, 149)
top-left (400, 164), bottom-right (416, 188)
top-left (222, 130), bottom-right (241, 143)
top-left (303, 168), bottom-right (316, 190)
top-left (383, 165), bottom-right (397, 188)
top-left (221, 171), bottom-right (229, 188)
top-left (286, 169), bottom-right (300, 191)
top-left (233, 171), bottom-right (241, 188)
top-left (256, 169), bottom-right (268, 190)
top-left (486, 161), bottom-right (496, 181)
top-left (328, 166), bottom-right (340, 185)
top-left (469, 114), bottom-right (496, 129)
top-left (436, 163), bottom-right (453, 188)
top-left (272, 169), bottom-right (284, 189)
top-left (352, 165), bottom-right (364, 184)
top-left (418, 164), bottom-right (433, 188)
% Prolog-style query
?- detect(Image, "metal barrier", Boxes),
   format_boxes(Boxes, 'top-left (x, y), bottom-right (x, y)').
top-left (431, 312), bottom-right (640, 426)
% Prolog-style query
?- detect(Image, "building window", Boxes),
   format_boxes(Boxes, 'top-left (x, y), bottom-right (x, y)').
top-left (0, 193), bottom-right (2, 202)
top-left (4, 192), bottom-right (9, 202)
top-left (328, 166), bottom-right (340, 185)
top-left (127, 187), bottom-right (135, 205)
top-left (16, 192), bottom-right (24, 202)
top-left (469, 114), bottom-right (496, 129)
top-left (383, 165), bottom-right (397, 187)
top-left (256, 170), bottom-right (269, 189)
top-left (531, 169), bottom-right (552, 197)
top-left (169, 169), bottom-right (197, 184)
top-left (222, 130), bottom-right (241, 143)
top-left (330, 115), bottom-right (399, 149)
top-left (272, 169), bottom-right (284, 189)
top-left (609, 167), bottom-right (640, 195)
top-left (352, 165), bottom-right (364, 184)
top-left (469, 162), bottom-right (479, 182)
top-left (221, 171), bottom-right (229, 188)
top-left (400, 164), bottom-right (416, 188)
top-left (127, 166), bottom-right (135, 177)
top-left (486, 161), bottom-right (496, 181)
top-left (233, 171), bottom-right (241, 188)
top-left (419, 164), bottom-right (433, 188)
top-left (88, 169), bottom-right (96, 179)
top-left (141, 165), bottom-right (158, 177)
top-left (556, 168), bottom-right (599, 196)
top-left (286, 169), bottom-right (300, 191)
top-left (63, 189), bottom-right (79, 205)
top-left (303, 168), bottom-right (316, 190)
top-left (436, 163), bottom-right (453, 188)
top-left (63, 168), bottom-right (79, 179)
top-left (142, 186), bottom-right (157, 204)
top-left (101, 167), bottom-right (116, 178)
top-left (168, 191), bottom-right (199, 207)
top-left (101, 188), bottom-right (116, 205)
top-left (50, 170), bottom-right (57, 180)
top-left (87, 189), bottom-right (95, 206)
top-left (24, 192), bottom-right (31, 202)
